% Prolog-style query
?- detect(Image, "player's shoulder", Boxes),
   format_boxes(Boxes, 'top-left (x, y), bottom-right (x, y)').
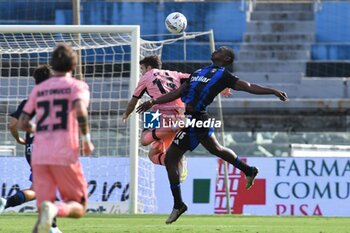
top-left (71, 78), bottom-right (89, 90)
top-left (193, 68), bottom-right (202, 75)
top-left (222, 68), bottom-right (239, 80)
top-left (29, 82), bottom-right (42, 95)
top-left (32, 77), bottom-right (54, 93)
top-left (74, 78), bottom-right (89, 86)
top-left (143, 68), bottom-right (168, 79)
top-left (167, 69), bottom-right (188, 77)
top-left (193, 65), bottom-right (215, 75)
top-left (141, 69), bottom-right (156, 80)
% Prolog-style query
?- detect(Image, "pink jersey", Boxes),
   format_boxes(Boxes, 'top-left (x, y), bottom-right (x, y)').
top-left (133, 69), bottom-right (190, 111)
top-left (23, 75), bottom-right (90, 166)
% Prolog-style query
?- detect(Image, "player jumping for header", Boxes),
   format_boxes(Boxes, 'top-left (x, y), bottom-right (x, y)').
top-left (123, 55), bottom-right (231, 182)
top-left (123, 55), bottom-right (190, 174)
top-left (137, 46), bottom-right (288, 224)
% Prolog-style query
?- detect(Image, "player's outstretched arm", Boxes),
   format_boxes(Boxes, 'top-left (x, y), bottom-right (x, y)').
top-left (233, 80), bottom-right (288, 101)
top-left (136, 81), bottom-right (188, 113)
top-left (17, 113), bottom-right (36, 133)
top-left (8, 117), bottom-right (25, 145)
top-left (123, 97), bottom-right (139, 122)
top-left (75, 100), bottom-right (94, 156)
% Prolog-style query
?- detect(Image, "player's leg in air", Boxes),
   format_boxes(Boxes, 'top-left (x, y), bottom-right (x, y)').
top-left (141, 118), bottom-right (188, 182)
top-left (163, 143), bottom-right (188, 224)
top-left (200, 134), bottom-right (259, 189)
top-left (141, 127), bottom-right (175, 165)
top-left (164, 129), bottom-right (258, 224)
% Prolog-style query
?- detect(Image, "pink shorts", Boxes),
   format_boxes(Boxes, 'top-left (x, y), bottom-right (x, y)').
top-left (32, 162), bottom-right (88, 208)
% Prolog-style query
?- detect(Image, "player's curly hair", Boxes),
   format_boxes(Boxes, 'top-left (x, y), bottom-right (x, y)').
top-left (33, 64), bottom-right (53, 84)
top-left (139, 55), bottom-right (162, 69)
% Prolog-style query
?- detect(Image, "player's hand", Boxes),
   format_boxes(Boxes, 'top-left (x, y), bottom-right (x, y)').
top-left (275, 90), bottom-right (288, 101)
top-left (16, 137), bottom-right (26, 145)
top-left (82, 141), bottom-right (94, 156)
top-left (136, 100), bottom-right (153, 113)
top-left (220, 88), bottom-right (232, 97)
top-left (122, 113), bottom-right (129, 123)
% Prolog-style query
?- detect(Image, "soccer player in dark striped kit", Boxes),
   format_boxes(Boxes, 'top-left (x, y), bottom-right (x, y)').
top-left (137, 46), bottom-right (288, 224)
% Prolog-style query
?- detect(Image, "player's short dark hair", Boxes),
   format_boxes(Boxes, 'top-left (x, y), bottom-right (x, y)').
top-left (33, 65), bottom-right (52, 84)
top-left (50, 44), bottom-right (77, 72)
top-left (140, 55), bottom-right (162, 69)
top-left (221, 46), bottom-right (235, 65)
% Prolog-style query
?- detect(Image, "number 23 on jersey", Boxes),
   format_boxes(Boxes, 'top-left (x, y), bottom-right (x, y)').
top-left (36, 99), bottom-right (68, 132)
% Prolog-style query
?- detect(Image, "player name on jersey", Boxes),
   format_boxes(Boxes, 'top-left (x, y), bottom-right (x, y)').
top-left (37, 88), bottom-right (71, 97)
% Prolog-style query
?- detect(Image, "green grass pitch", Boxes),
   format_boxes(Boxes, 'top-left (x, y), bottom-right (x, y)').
top-left (0, 213), bottom-right (349, 233)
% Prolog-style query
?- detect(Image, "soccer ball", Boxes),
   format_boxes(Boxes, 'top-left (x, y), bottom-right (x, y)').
top-left (165, 12), bottom-right (187, 34)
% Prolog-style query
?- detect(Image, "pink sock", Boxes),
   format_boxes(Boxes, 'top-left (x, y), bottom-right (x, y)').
top-left (143, 128), bottom-right (176, 145)
top-left (159, 153), bottom-right (166, 165)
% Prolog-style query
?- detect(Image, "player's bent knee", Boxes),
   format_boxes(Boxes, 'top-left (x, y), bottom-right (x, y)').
top-left (140, 136), bottom-right (153, 146)
top-left (140, 130), bottom-right (153, 146)
top-left (149, 154), bottom-right (162, 165)
top-left (140, 138), bottom-right (149, 146)
top-left (70, 210), bottom-right (85, 218)
top-left (149, 152), bottom-right (166, 165)
top-left (69, 205), bottom-right (86, 218)
top-left (79, 208), bottom-right (87, 217)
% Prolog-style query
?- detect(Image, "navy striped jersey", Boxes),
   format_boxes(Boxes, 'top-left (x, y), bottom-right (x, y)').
top-left (181, 65), bottom-right (239, 111)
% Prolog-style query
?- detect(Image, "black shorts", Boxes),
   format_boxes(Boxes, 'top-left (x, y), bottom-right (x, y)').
top-left (171, 112), bottom-right (214, 151)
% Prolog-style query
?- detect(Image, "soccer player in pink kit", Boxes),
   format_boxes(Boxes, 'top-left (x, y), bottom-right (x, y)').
top-left (123, 55), bottom-right (190, 167)
top-left (18, 44), bottom-right (94, 233)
